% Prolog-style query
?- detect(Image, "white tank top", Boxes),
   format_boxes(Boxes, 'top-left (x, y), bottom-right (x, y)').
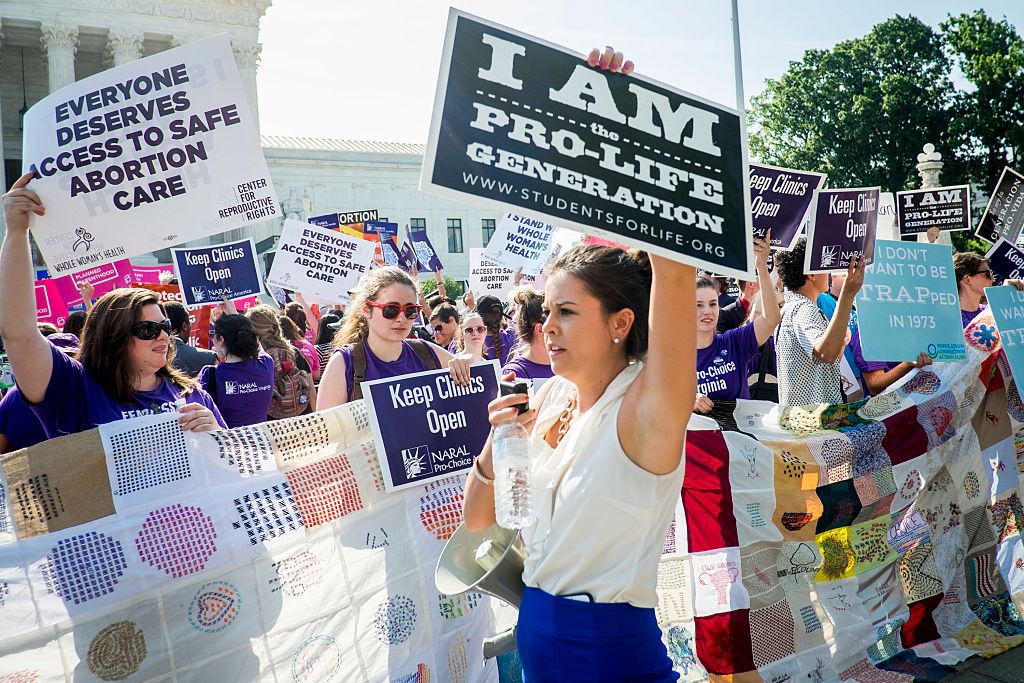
top-left (520, 362), bottom-right (685, 608)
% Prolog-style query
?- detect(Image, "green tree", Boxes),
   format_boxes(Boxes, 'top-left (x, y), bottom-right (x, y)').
top-left (418, 273), bottom-right (464, 301)
top-left (749, 15), bottom-right (956, 194)
top-left (941, 10), bottom-right (1024, 193)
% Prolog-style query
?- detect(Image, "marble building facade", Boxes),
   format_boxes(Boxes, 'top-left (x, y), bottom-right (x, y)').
top-left (0, 0), bottom-right (497, 286)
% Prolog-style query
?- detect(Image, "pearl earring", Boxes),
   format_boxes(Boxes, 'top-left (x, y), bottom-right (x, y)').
top-left (613, 337), bottom-right (620, 344)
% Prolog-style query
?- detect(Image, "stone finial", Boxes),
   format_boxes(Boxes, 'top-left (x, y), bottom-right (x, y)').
top-left (916, 143), bottom-right (943, 189)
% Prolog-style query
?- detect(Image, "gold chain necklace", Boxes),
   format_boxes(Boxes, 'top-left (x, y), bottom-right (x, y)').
top-left (555, 391), bottom-right (578, 445)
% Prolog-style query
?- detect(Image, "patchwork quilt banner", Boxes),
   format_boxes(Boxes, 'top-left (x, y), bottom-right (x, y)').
top-left (658, 311), bottom-right (1024, 681)
top-left (0, 402), bottom-right (499, 681)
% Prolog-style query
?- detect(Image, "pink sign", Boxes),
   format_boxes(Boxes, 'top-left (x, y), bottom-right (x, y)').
top-left (132, 264), bottom-right (175, 284)
top-left (54, 259), bottom-right (135, 308)
top-left (35, 279), bottom-right (70, 329)
top-left (584, 234), bottom-right (628, 250)
top-left (235, 296), bottom-right (260, 311)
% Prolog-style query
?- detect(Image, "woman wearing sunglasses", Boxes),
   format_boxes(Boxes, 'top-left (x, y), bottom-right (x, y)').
top-left (318, 266), bottom-right (472, 408)
top-left (457, 312), bottom-right (488, 363)
top-left (0, 174), bottom-right (225, 437)
top-left (952, 253), bottom-right (1024, 329)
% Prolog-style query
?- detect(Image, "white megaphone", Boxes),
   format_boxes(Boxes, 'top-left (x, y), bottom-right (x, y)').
top-left (436, 521), bottom-right (525, 658)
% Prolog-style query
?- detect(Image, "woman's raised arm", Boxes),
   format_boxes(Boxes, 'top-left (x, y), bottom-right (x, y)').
top-left (0, 172), bottom-right (55, 403)
top-left (620, 256), bottom-right (696, 475)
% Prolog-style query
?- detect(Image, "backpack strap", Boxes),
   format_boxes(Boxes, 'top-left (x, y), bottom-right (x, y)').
top-left (348, 342), bottom-right (368, 402)
top-left (407, 339), bottom-right (440, 371)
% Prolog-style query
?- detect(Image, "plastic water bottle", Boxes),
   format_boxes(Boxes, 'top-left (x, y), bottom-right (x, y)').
top-left (492, 421), bottom-right (534, 529)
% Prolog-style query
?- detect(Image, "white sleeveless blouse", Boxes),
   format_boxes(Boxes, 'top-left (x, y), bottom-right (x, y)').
top-left (520, 362), bottom-right (685, 608)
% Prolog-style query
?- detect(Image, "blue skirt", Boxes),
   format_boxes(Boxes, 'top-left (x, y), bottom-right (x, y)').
top-left (516, 587), bottom-right (678, 682)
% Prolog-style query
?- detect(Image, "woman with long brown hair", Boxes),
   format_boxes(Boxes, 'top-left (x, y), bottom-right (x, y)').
top-left (0, 172), bottom-right (224, 435)
top-left (317, 266), bottom-right (471, 408)
top-left (462, 47), bottom-right (695, 681)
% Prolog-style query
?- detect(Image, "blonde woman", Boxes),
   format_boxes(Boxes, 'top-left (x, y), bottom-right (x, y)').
top-left (318, 267), bottom-right (472, 407)
top-left (457, 312), bottom-right (487, 363)
top-left (246, 305), bottom-right (316, 417)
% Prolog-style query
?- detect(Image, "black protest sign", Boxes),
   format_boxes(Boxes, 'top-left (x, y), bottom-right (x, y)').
top-left (421, 9), bottom-right (754, 279)
top-left (985, 238), bottom-right (1024, 284)
top-left (748, 164), bottom-right (826, 251)
top-left (804, 187), bottom-right (880, 273)
top-left (976, 167), bottom-right (1024, 245)
top-left (896, 185), bottom-right (971, 236)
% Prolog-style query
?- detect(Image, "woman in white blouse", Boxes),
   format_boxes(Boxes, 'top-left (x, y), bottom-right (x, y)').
top-left (464, 50), bottom-right (697, 674)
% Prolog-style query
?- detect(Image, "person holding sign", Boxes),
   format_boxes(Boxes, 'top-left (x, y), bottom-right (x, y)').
top-left (464, 238), bottom-right (695, 679)
top-left (0, 175), bottom-right (226, 435)
top-left (457, 312), bottom-right (488, 363)
top-left (502, 287), bottom-right (554, 383)
top-left (198, 314), bottom-right (274, 428)
top-left (954, 252), bottom-right (1024, 328)
top-left (775, 237), bottom-right (866, 406)
top-left (318, 266), bottom-right (473, 407)
top-left (694, 234), bottom-right (779, 413)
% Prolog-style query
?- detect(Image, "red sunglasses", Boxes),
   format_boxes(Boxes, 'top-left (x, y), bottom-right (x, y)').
top-left (366, 301), bottom-right (422, 320)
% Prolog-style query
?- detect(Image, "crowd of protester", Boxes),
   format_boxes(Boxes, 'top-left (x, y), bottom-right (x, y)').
top-left (0, 46), bottom-right (1010, 679)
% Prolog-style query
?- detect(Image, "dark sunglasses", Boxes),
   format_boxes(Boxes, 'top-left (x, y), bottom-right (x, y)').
top-left (463, 325), bottom-right (487, 335)
top-left (974, 269), bottom-right (993, 278)
top-left (433, 324), bottom-right (445, 333)
top-left (131, 319), bottom-right (173, 340)
top-left (366, 301), bottom-right (422, 320)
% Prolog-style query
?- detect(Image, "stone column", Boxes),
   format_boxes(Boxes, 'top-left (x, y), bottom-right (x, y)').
top-left (106, 28), bottom-right (144, 67)
top-left (40, 23), bottom-right (79, 93)
top-left (232, 40), bottom-right (262, 133)
top-left (915, 143), bottom-right (952, 245)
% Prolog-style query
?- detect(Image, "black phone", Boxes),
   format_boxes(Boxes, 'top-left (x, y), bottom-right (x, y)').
top-left (499, 380), bottom-right (530, 414)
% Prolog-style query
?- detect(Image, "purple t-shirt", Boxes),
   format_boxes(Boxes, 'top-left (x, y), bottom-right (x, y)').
top-left (484, 328), bottom-right (517, 366)
top-left (848, 329), bottom-right (899, 396)
top-left (696, 324), bottom-right (759, 400)
top-left (337, 340), bottom-right (441, 401)
top-left (25, 341), bottom-right (226, 439)
top-left (0, 388), bottom-right (48, 450)
top-left (197, 355), bottom-right (274, 428)
top-left (850, 330), bottom-right (895, 374)
top-left (502, 356), bottom-right (554, 381)
top-left (962, 306), bottom-right (985, 329)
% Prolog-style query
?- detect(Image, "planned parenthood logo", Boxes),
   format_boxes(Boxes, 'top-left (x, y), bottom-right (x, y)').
top-left (401, 445), bottom-right (432, 479)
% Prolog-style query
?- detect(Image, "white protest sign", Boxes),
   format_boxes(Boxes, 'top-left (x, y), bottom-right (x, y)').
top-left (22, 35), bottom-right (279, 276)
top-left (876, 192), bottom-right (898, 242)
top-left (469, 248), bottom-right (544, 299)
top-left (266, 219), bottom-right (375, 302)
top-left (482, 213), bottom-right (557, 276)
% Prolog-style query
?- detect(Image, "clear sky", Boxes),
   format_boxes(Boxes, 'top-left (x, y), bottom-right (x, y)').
top-left (255, 1), bottom-right (1024, 144)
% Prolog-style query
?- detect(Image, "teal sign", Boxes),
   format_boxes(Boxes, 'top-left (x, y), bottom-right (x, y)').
top-left (855, 240), bottom-right (966, 362)
top-left (985, 285), bottom-right (1024, 381)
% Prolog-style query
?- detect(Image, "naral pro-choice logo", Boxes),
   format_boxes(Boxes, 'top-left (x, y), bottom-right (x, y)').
top-left (401, 445), bottom-right (432, 479)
